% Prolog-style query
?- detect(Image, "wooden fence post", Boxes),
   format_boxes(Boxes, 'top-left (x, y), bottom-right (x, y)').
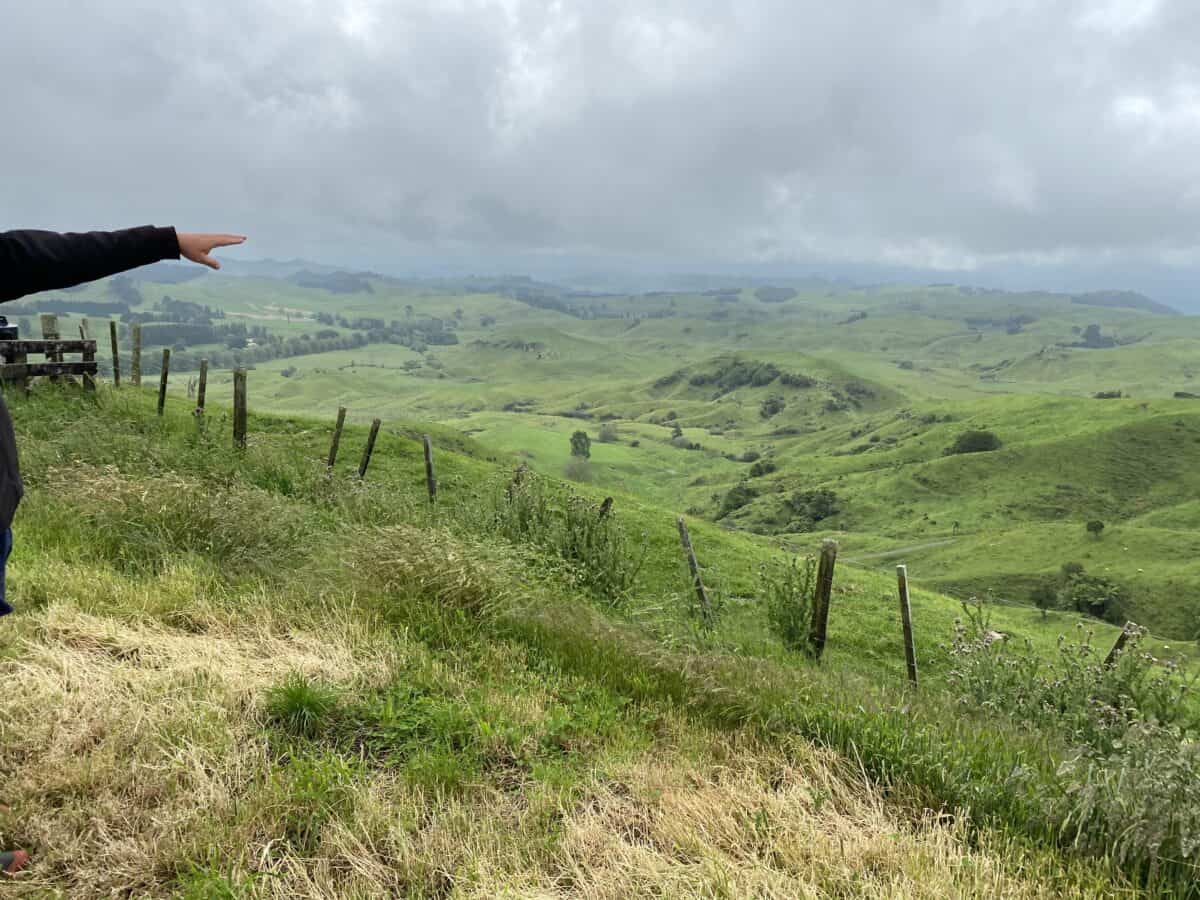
top-left (196, 359), bottom-right (208, 417)
top-left (358, 418), bottom-right (381, 479)
top-left (131, 323), bottom-right (142, 386)
top-left (1104, 621), bottom-right (1139, 667)
top-left (109, 320), bottom-right (121, 387)
top-left (677, 516), bottom-right (712, 626)
top-left (808, 539), bottom-right (839, 659)
top-left (897, 564), bottom-right (918, 686)
top-left (39, 314), bottom-right (59, 343)
top-left (327, 407), bottom-right (347, 472)
top-left (232, 368), bottom-right (247, 449)
top-left (157, 349), bottom-right (170, 416)
top-left (11, 347), bottom-right (27, 395)
top-left (81, 343), bottom-right (96, 392)
top-left (79, 318), bottom-right (90, 341)
top-left (40, 315), bottom-right (60, 383)
top-left (422, 435), bottom-right (438, 503)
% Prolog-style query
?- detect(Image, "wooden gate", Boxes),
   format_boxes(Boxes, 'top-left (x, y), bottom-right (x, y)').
top-left (0, 339), bottom-right (98, 392)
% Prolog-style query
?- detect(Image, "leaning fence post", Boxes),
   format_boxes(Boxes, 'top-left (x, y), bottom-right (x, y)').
top-left (232, 368), bottom-right (247, 449)
top-left (79, 318), bottom-right (90, 341)
top-left (422, 435), bottom-right (438, 503)
top-left (327, 407), bottom-right (347, 472)
top-left (195, 359), bottom-right (208, 417)
top-left (81, 343), bottom-right (96, 393)
top-left (109, 320), bottom-right (121, 387)
top-left (1104, 621), bottom-right (1140, 667)
top-left (131, 323), bottom-right (142, 387)
top-left (677, 516), bottom-right (712, 626)
top-left (897, 564), bottom-right (918, 686)
top-left (358, 418), bottom-right (382, 479)
top-left (808, 539), bottom-right (839, 659)
top-left (157, 348), bottom-right (170, 416)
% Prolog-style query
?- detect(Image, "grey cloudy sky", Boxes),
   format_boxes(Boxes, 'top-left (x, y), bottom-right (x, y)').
top-left (4, 0), bottom-right (1200, 292)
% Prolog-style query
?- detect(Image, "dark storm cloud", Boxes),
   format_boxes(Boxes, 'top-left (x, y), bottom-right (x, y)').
top-left (4, 0), bottom-right (1200, 272)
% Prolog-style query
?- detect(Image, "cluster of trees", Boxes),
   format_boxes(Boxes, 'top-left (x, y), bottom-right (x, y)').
top-left (689, 359), bottom-right (815, 395)
top-left (287, 270), bottom-right (375, 294)
top-left (945, 430), bottom-right (1002, 455)
top-left (1031, 560), bottom-right (1127, 624)
top-left (755, 286), bottom-right (798, 303)
top-left (1065, 324), bottom-right (1117, 349)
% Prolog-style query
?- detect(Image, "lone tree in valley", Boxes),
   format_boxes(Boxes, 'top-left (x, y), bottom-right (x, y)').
top-left (570, 430), bottom-right (591, 459)
top-left (1087, 520), bottom-right (1105, 539)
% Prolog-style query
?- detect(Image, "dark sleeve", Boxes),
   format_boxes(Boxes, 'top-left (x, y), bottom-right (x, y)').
top-left (0, 225), bottom-right (180, 303)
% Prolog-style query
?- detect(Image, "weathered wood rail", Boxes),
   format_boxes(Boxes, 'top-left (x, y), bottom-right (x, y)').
top-left (0, 339), bottom-right (98, 392)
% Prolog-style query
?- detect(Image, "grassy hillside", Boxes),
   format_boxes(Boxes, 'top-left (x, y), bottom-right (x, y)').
top-left (12, 271), bottom-right (1200, 641)
top-left (1, 385), bottom-right (1198, 895)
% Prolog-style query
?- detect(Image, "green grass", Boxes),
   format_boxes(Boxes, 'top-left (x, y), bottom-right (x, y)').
top-left (0, 384), bottom-right (1195, 894)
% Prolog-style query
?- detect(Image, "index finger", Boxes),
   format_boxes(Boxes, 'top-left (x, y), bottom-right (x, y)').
top-left (209, 234), bottom-right (247, 248)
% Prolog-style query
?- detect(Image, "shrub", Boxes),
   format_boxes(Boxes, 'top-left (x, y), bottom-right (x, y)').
top-left (759, 395), bottom-right (786, 419)
top-left (787, 489), bottom-right (839, 530)
top-left (1061, 572), bottom-right (1128, 623)
top-left (569, 430), bottom-right (591, 458)
top-left (947, 604), bottom-right (1195, 755)
top-left (945, 430), bottom-right (1001, 455)
top-left (749, 458), bottom-right (777, 478)
top-left (1086, 520), bottom-right (1105, 538)
top-left (597, 422), bottom-right (619, 443)
top-left (946, 605), bottom-right (1200, 882)
top-left (779, 371), bottom-right (816, 388)
top-left (1030, 583), bottom-right (1058, 618)
top-left (760, 554), bottom-right (816, 654)
top-left (718, 482), bottom-right (757, 518)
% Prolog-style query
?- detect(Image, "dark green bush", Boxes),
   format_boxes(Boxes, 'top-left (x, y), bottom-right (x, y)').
top-left (945, 430), bottom-right (1001, 455)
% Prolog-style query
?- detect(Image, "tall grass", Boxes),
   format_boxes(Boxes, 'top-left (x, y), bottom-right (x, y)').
top-left (760, 554), bottom-right (817, 654)
top-left (471, 470), bottom-right (646, 607)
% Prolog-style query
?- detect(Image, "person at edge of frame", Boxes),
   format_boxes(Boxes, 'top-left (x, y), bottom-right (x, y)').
top-left (0, 226), bottom-right (245, 877)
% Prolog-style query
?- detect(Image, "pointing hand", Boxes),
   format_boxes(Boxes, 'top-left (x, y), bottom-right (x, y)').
top-left (177, 232), bottom-right (247, 270)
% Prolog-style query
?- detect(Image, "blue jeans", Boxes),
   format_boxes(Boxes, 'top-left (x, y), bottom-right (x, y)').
top-left (0, 529), bottom-right (12, 616)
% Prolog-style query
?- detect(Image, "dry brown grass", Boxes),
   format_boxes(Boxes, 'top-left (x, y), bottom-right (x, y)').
top-left (0, 601), bottom-right (1118, 899)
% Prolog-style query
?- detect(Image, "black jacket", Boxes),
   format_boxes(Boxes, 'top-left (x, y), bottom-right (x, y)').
top-left (0, 226), bottom-right (180, 528)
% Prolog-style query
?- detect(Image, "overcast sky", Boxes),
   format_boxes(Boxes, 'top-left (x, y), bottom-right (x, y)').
top-left (5, 0), bottom-right (1200, 300)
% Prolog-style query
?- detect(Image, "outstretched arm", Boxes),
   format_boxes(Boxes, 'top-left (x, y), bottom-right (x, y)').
top-left (0, 226), bottom-right (245, 303)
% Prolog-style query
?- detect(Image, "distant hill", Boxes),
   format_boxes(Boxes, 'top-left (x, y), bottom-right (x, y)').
top-left (221, 258), bottom-right (344, 279)
top-left (134, 262), bottom-right (208, 285)
top-left (285, 269), bottom-right (375, 294)
top-left (1070, 290), bottom-right (1178, 315)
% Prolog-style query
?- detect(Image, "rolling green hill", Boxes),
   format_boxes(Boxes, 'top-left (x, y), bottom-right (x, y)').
top-left (0, 385), bottom-right (1192, 895)
top-left (12, 268), bottom-right (1200, 649)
